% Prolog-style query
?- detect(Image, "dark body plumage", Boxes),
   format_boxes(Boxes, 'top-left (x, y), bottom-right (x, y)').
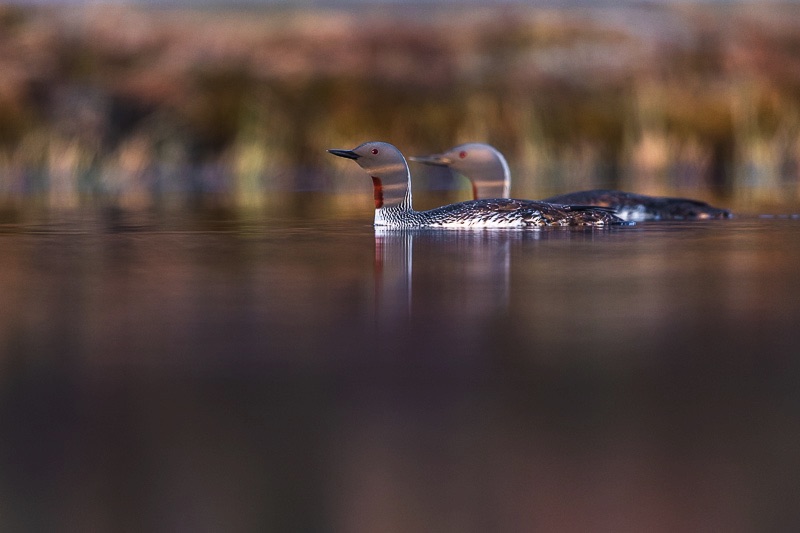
top-left (543, 189), bottom-right (733, 221)
top-left (378, 198), bottom-right (627, 228)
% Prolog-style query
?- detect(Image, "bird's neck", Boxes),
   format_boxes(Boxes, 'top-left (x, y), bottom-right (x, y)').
top-left (370, 162), bottom-right (413, 211)
top-left (474, 181), bottom-right (510, 200)
top-left (473, 157), bottom-right (511, 199)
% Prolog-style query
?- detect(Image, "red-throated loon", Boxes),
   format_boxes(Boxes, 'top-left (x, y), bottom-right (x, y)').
top-left (328, 141), bottom-right (631, 228)
top-left (410, 143), bottom-right (732, 221)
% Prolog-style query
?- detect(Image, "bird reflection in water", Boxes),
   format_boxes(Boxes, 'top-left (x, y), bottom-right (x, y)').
top-left (373, 228), bottom-right (414, 318)
top-left (372, 227), bottom-right (609, 323)
top-left (373, 228), bottom-right (513, 321)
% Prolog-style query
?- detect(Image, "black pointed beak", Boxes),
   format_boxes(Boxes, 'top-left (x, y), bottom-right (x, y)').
top-left (408, 154), bottom-right (451, 166)
top-left (328, 149), bottom-right (360, 160)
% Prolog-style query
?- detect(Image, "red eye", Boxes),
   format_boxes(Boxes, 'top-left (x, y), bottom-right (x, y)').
top-left (459, 151), bottom-right (467, 159)
top-left (371, 148), bottom-right (379, 155)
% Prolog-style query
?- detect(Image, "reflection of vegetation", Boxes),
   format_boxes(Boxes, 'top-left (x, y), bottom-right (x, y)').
top-left (0, 3), bottom-right (798, 212)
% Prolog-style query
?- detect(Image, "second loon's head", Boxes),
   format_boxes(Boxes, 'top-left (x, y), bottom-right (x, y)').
top-left (409, 142), bottom-right (510, 200)
top-left (328, 141), bottom-right (412, 210)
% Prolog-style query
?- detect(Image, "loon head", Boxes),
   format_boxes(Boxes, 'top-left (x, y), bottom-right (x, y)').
top-left (328, 141), bottom-right (412, 210)
top-left (409, 142), bottom-right (510, 200)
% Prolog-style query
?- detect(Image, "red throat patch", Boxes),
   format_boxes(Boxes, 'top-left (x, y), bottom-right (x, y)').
top-left (371, 176), bottom-right (384, 208)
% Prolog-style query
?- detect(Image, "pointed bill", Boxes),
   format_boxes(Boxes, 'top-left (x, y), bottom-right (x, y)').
top-left (328, 149), bottom-right (360, 160)
top-left (408, 153), bottom-right (452, 166)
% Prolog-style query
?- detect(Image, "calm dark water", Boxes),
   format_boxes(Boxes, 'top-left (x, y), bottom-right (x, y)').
top-left (2, 208), bottom-right (800, 532)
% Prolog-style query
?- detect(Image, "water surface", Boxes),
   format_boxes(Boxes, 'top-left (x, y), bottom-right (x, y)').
top-left (1, 210), bottom-right (799, 531)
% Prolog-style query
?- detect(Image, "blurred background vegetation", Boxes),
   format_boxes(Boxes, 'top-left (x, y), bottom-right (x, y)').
top-left (0, 2), bottom-right (799, 215)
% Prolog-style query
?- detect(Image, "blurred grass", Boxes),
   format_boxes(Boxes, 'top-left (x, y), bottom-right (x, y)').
top-left (0, 3), bottom-right (799, 215)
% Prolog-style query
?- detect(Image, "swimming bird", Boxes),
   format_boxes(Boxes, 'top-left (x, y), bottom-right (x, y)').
top-left (410, 143), bottom-right (733, 221)
top-left (328, 141), bottom-right (629, 228)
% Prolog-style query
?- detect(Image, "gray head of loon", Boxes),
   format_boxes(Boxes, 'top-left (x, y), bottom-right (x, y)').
top-left (409, 142), bottom-right (510, 200)
top-left (328, 141), bottom-right (412, 210)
